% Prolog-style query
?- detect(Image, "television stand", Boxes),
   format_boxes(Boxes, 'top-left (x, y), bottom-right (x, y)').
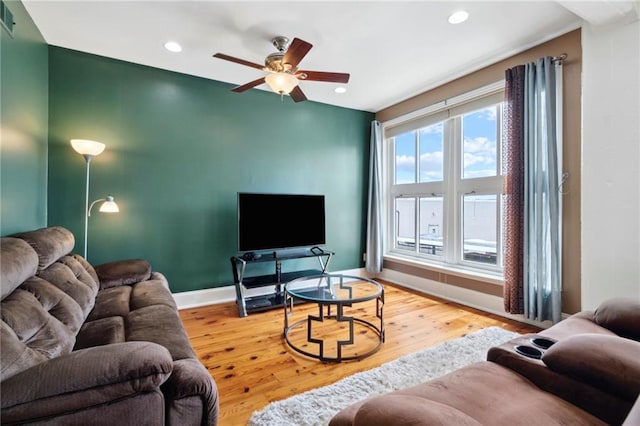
top-left (230, 249), bottom-right (333, 317)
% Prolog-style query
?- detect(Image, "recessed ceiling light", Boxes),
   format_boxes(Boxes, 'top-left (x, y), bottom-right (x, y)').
top-left (164, 41), bottom-right (182, 53)
top-left (334, 87), bottom-right (347, 94)
top-left (448, 10), bottom-right (469, 24)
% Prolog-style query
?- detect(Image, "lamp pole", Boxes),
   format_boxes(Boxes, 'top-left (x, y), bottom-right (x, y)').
top-left (71, 139), bottom-right (106, 259)
top-left (82, 154), bottom-right (93, 259)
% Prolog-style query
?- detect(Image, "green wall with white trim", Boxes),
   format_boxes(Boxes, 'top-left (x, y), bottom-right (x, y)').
top-left (47, 46), bottom-right (373, 293)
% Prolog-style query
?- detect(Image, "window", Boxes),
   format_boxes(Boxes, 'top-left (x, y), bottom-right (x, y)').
top-left (384, 86), bottom-right (504, 275)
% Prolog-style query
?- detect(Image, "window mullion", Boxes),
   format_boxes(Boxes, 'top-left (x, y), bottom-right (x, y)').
top-left (385, 137), bottom-right (395, 253)
top-left (413, 131), bottom-right (420, 254)
top-left (443, 117), bottom-right (458, 264)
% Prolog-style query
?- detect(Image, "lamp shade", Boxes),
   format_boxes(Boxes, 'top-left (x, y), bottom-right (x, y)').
top-left (71, 139), bottom-right (106, 157)
top-left (265, 72), bottom-right (298, 94)
top-left (99, 195), bottom-right (119, 213)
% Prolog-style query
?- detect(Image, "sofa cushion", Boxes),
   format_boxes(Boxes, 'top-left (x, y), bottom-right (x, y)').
top-left (86, 273), bottom-right (176, 321)
top-left (594, 298), bottom-right (640, 341)
top-left (127, 305), bottom-right (197, 361)
top-left (130, 273), bottom-right (177, 310)
top-left (0, 238), bottom-right (38, 301)
top-left (20, 276), bottom-right (85, 334)
top-left (353, 395), bottom-right (482, 425)
top-left (75, 316), bottom-right (126, 350)
top-left (69, 253), bottom-right (100, 286)
top-left (87, 286), bottom-right (133, 321)
top-left (37, 259), bottom-right (98, 318)
top-left (1, 284), bottom-right (77, 381)
top-left (538, 310), bottom-right (618, 341)
top-left (95, 259), bottom-right (152, 289)
top-left (0, 322), bottom-right (47, 382)
top-left (329, 361), bottom-right (607, 426)
top-left (542, 333), bottom-right (640, 401)
top-left (11, 226), bottom-right (75, 271)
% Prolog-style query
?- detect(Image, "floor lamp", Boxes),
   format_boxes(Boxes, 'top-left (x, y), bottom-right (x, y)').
top-left (71, 139), bottom-right (120, 259)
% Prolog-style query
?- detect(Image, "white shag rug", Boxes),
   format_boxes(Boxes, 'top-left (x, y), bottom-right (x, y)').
top-left (248, 326), bottom-right (520, 426)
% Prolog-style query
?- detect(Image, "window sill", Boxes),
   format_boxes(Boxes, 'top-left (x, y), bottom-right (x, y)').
top-left (383, 253), bottom-right (504, 287)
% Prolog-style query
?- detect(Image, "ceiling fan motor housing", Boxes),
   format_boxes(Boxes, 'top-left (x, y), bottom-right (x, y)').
top-left (265, 52), bottom-right (288, 72)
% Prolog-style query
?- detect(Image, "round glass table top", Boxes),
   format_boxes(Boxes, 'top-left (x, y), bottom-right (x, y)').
top-left (284, 273), bottom-right (383, 303)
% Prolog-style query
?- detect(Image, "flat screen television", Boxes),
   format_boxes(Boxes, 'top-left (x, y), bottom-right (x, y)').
top-left (238, 192), bottom-right (326, 252)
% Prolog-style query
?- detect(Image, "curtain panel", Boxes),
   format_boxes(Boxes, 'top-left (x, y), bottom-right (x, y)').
top-left (503, 57), bottom-right (563, 323)
top-left (366, 120), bottom-right (384, 273)
top-left (503, 65), bottom-right (526, 315)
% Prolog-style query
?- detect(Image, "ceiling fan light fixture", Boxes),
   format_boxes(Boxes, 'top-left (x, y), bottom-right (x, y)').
top-left (265, 72), bottom-right (298, 94)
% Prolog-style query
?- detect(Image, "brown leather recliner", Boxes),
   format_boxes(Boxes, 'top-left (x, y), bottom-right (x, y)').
top-left (330, 298), bottom-right (640, 426)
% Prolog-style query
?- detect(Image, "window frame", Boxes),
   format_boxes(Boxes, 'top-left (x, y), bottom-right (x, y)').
top-left (382, 82), bottom-right (505, 278)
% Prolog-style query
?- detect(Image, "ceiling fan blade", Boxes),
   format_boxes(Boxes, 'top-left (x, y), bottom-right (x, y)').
top-left (282, 38), bottom-right (313, 69)
top-left (232, 77), bottom-right (266, 93)
top-left (298, 71), bottom-right (350, 84)
top-left (213, 53), bottom-right (264, 70)
top-left (289, 86), bottom-right (307, 103)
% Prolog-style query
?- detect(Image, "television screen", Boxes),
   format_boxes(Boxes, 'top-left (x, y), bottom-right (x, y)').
top-left (238, 192), bottom-right (326, 252)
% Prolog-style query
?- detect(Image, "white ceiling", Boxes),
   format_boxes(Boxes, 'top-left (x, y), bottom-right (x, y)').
top-left (20, 1), bottom-right (629, 112)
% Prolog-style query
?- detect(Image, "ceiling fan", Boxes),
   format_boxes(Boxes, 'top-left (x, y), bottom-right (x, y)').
top-left (213, 36), bottom-right (350, 103)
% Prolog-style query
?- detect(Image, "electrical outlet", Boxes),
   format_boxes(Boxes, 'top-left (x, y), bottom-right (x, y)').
top-left (362, 252), bottom-right (367, 262)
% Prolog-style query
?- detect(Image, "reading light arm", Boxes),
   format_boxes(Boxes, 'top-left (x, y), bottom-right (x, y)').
top-left (88, 195), bottom-right (119, 217)
top-left (88, 198), bottom-right (106, 217)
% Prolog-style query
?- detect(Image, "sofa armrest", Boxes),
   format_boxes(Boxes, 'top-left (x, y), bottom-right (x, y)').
top-left (594, 298), bottom-right (640, 340)
top-left (542, 333), bottom-right (640, 401)
top-left (94, 259), bottom-right (152, 289)
top-left (1, 342), bottom-right (173, 424)
top-left (487, 334), bottom-right (633, 425)
top-left (162, 358), bottom-right (219, 425)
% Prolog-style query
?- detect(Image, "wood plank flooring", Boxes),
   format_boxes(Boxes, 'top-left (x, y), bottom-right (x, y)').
top-left (179, 281), bottom-right (540, 426)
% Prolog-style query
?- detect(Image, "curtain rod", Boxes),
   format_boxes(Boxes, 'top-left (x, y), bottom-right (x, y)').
top-left (553, 53), bottom-right (568, 62)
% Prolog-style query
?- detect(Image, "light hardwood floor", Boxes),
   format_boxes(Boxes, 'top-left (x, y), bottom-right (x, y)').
top-left (179, 281), bottom-right (540, 426)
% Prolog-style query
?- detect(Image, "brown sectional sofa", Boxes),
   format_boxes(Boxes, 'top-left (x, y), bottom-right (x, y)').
top-left (330, 298), bottom-right (640, 426)
top-left (1, 226), bottom-right (218, 425)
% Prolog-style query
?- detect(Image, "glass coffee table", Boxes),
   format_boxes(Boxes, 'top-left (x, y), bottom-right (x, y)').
top-left (283, 273), bottom-right (385, 362)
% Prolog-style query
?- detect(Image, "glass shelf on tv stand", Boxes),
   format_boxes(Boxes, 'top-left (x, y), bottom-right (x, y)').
top-left (229, 248), bottom-right (333, 317)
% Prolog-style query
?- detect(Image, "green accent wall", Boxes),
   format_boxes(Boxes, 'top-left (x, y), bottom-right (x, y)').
top-left (0, 0), bottom-right (48, 235)
top-left (48, 47), bottom-right (373, 292)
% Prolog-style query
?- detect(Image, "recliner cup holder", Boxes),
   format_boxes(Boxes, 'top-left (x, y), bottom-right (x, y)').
top-left (514, 345), bottom-right (543, 359)
top-left (530, 337), bottom-right (556, 350)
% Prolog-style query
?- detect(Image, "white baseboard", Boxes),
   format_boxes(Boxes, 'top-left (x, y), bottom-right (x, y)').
top-left (172, 286), bottom-right (236, 310)
top-left (172, 268), bottom-right (367, 310)
top-left (173, 267), bottom-right (567, 329)
top-left (375, 268), bottom-right (562, 329)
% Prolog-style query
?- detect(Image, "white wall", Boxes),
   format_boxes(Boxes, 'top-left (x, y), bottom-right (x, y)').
top-left (581, 17), bottom-right (640, 309)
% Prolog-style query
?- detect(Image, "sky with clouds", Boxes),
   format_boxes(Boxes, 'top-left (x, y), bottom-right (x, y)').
top-left (395, 106), bottom-right (498, 184)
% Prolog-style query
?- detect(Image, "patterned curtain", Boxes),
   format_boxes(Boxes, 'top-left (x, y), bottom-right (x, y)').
top-left (502, 66), bottom-right (526, 314)
top-left (503, 57), bottom-right (563, 323)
